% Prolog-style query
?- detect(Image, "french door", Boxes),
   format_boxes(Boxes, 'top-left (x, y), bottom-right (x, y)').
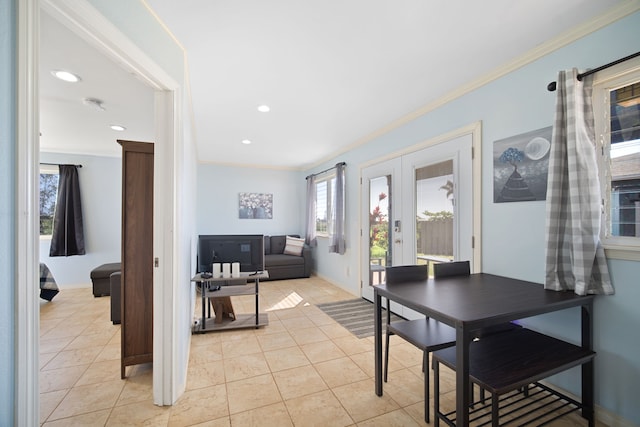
top-left (361, 132), bottom-right (476, 319)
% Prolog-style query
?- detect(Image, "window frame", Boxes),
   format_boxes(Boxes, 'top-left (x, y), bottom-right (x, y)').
top-left (315, 172), bottom-right (336, 237)
top-left (593, 56), bottom-right (640, 260)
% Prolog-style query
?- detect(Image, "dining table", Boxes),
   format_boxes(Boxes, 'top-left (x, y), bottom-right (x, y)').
top-left (373, 273), bottom-right (595, 426)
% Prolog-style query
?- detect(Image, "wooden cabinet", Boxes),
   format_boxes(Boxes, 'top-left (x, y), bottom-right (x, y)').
top-left (118, 140), bottom-right (154, 378)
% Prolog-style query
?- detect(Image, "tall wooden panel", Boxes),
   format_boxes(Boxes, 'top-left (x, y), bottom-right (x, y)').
top-left (118, 140), bottom-right (154, 378)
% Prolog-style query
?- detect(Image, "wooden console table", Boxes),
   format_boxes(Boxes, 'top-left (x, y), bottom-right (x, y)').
top-left (191, 271), bottom-right (269, 333)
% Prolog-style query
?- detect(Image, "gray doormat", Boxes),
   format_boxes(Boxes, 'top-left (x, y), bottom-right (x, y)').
top-left (316, 298), bottom-right (403, 339)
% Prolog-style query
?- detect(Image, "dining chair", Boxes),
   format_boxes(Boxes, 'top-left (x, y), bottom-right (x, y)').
top-left (383, 264), bottom-right (457, 423)
top-left (432, 260), bottom-right (470, 277)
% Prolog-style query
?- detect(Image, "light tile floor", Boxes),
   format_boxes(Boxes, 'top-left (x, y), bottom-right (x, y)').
top-left (39, 276), bottom-right (598, 426)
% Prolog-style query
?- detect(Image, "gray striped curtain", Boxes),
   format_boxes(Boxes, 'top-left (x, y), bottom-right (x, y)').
top-left (305, 175), bottom-right (317, 247)
top-left (544, 69), bottom-right (614, 295)
top-left (329, 163), bottom-right (346, 254)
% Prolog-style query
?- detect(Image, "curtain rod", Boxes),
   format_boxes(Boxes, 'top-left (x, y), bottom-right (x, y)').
top-left (305, 162), bottom-right (346, 180)
top-left (40, 162), bottom-right (83, 168)
top-left (547, 51), bottom-right (640, 91)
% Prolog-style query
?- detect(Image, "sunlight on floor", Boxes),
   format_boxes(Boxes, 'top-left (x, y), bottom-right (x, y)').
top-left (265, 291), bottom-right (308, 311)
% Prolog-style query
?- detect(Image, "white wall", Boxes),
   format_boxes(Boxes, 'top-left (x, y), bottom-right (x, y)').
top-left (39, 152), bottom-right (121, 288)
top-left (197, 164), bottom-right (305, 240)
top-left (0, 0), bottom-right (16, 421)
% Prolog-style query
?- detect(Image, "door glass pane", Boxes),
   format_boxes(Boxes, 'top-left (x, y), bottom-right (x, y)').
top-left (369, 175), bottom-right (391, 285)
top-left (415, 161), bottom-right (454, 276)
top-left (609, 82), bottom-right (640, 237)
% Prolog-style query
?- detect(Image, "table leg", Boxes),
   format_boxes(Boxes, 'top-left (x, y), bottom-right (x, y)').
top-left (582, 302), bottom-right (594, 427)
top-left (200, 282), bottom-right (206, 332)
top-left (375, 291), bottom-right (383, 396)
top-left (455, 324), bottom-right (471, 426)
top-left (255, 278), bottom-right (259, 328)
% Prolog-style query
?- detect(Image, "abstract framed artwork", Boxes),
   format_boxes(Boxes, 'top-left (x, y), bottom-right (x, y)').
top-left (238, 192), bottom-right (273, 219)
top-left (493, 126), bottom-right (552, 203)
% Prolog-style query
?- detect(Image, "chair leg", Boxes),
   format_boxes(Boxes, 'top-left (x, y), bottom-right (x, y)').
top-left (384, 329), bottom-right (390, 383)
top-left (423, 351), bottom-right (430, 423)
top-left (433, 358), bottom-right (440, 427)
top-left (384, 297), bottom-right (392, 383)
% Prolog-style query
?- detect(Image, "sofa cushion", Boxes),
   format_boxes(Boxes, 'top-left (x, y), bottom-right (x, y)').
top-left (270, 235), bottom-right (287, 254)
top-left (284, 236), bottom-right (304, 256)
top-left (266, 253), bottom-right (305, 266)
top-left (264, 235), bottom-right (271, 255)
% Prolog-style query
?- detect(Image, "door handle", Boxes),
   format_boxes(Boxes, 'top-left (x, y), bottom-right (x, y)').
top-left (394, 239), bottom-right (402, 244)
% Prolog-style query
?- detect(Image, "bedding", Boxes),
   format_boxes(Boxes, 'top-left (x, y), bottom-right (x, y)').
top-left (39, 263), bottom-right (59, 301)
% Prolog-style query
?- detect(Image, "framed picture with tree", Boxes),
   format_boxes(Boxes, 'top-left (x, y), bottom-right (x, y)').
top-left (493, 126), bottom-right (552, 203)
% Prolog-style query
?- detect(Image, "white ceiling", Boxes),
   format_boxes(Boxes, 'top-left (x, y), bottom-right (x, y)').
top-left (39, 12), bottom-right (155, 158)
top-left (40, 1), bottom-right (628, 168)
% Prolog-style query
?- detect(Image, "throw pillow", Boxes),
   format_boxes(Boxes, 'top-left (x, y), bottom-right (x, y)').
top-left (283, 236), bottom-right (305, 256)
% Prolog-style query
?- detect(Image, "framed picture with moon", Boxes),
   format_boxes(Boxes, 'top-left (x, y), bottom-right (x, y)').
top-left (493, 126), bottom-right (552, 203)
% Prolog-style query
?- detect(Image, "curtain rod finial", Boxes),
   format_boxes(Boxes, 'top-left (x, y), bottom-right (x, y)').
top-left (547, 81), bottom-right (557, 92)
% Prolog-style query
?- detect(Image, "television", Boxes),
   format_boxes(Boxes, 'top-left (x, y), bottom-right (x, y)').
top-left (197, 234), bottom-right (264, 274)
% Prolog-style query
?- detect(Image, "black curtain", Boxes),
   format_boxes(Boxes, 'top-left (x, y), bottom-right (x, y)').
top-left (50, 165), bottom-right (85, 256)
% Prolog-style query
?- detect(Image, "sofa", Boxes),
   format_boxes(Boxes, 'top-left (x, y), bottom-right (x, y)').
top-left (263, 235), bottom-right (312, 280)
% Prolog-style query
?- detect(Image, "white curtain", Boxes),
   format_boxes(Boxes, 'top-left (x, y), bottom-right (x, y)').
top-left (305, 175), bottom-right (317, 247)
top-left (544, 69), bottom-right (614, 296)
top-left (329, 163), bottom-right (346, 254)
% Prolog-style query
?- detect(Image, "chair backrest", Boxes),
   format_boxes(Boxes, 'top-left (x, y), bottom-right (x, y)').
top-left (385, 265), bottom-right (428, 284)
top-left (433, 260), bottom-right (470, 278)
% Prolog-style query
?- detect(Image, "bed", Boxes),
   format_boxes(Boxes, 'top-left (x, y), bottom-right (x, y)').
top-left (39, 263), bottom-right (59, 301)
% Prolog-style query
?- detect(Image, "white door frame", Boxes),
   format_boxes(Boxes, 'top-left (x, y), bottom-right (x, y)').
top-left (17, 0), bottom-right (180, 422)
top-left (359, 123), bottom-right (482, 304)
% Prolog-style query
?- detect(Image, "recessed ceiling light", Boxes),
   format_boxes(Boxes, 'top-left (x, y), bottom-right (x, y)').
top-left (51, 70), bottom-right (81, 83)
top-left (110, 125), bottom-right (126, 131)
top-left (241, 139), bottom-right (252, 145)
top-left (257, 105), bottom-right (270, 112)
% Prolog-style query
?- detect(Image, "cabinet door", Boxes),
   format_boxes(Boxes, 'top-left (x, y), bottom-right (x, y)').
top-left (118, 139), bottom-right (154, 378)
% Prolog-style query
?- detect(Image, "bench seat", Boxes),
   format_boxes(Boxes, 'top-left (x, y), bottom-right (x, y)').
top-left (432, 328), bottom-right (595, 426)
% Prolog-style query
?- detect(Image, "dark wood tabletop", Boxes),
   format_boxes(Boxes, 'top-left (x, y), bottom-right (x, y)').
top-left (374, 273), bottom-right (593, 330)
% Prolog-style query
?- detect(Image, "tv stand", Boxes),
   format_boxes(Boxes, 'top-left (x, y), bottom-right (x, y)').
top-left (191, 271), bottom-right (269, 333)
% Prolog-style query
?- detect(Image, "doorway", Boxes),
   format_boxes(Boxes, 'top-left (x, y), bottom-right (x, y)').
top-left (17, 0), bottom-right (180, 421)
top-left (360, 126), bottom-right (481, 320)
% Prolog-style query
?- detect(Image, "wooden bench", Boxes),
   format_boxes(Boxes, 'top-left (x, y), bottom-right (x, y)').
top-left (432, 328), bottom-right (595, 427)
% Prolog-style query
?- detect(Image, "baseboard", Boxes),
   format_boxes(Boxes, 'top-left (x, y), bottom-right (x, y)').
top-left (311, 272), bottom-right (359, 298)
top-left (58, 283), bottom-right (92, 290)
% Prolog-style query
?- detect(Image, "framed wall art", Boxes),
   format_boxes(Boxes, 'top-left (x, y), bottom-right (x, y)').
top-left (238, 192), bottom-right (273, 219)
top-left (493, 126), bottom-right (552, 203)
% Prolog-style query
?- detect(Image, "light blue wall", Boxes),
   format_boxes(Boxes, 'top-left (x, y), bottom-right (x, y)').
top-left (39, 153), bottom-right (121, 288)
top-left (303, 11), bottom-right (640, 424)
top-left (196, 164), bottom-right (305, 243)
top-left (0, 0), bottom-right (15, 422)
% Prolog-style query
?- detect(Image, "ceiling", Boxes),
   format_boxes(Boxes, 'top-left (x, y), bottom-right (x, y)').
top-left (40, 0), bottom-right (629, 168)
top-left (39, 12), bottom-right (154, 158)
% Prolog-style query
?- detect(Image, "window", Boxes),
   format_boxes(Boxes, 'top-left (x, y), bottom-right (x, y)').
top-left (315, 174), bottom-right (336, 236)
top-left (39, 166), bottom-right (59, 237)
top-left (594, 60), bottom-right (640, 257)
